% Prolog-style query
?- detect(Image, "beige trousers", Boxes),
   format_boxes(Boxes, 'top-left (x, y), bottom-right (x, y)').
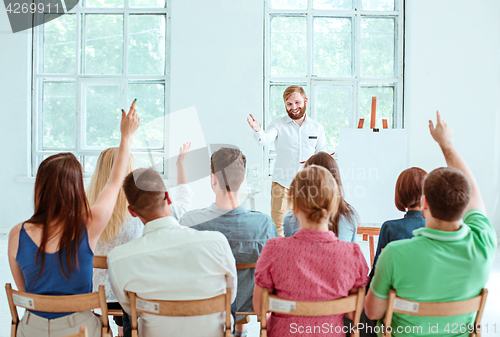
top-left (17, 310), bottom-right (102, 337)
top-left (271, 182), bottom-right (290, 237)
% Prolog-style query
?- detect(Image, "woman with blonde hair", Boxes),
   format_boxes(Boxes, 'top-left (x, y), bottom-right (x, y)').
top-left (8, 102), bottom-right (139, 337)
top-left (87, 143), bottom-right (193, 336)
top-left (253, 166), bottom-right (369, 337)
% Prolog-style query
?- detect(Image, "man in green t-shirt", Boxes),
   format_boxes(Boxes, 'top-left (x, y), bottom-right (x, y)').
top-left (364, 111), bottom-right (497, 337)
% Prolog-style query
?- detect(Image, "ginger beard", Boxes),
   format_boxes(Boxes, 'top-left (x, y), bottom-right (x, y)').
top-left (287, 101), bottom-right (307, 120)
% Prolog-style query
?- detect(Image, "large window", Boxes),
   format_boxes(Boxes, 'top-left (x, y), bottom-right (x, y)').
top-left (264, 0), bottom-right (404, 174)
top-left (31, 0), bottom-right (169, 176)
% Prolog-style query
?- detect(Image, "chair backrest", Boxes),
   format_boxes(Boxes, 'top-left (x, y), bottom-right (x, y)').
top-left (236, 263), bottom-right (256, 270)
top-left (383, 288), bottom-right (488, 337)
top-left (5, 283), bottom-right (109, 337)
top-left (93, 255), bottom-right (108, 269)
top-left (128, 288), bottom-right (232, 337)
top-left (260, 287), bottom-right (365, 337)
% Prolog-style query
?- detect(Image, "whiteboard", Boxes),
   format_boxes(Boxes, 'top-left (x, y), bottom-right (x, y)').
top-left (338, 129), bottom-right (408, 224)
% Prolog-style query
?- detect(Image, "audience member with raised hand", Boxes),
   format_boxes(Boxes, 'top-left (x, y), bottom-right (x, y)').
top-left (179, 147), bottom-right (278, 337)
top-left (108, 168), bottom-right (237, 337)
top-left (253, 166), bottom-right (369, 337)
top-left (365, 111), bottom-right (497, 336)
top-left (282, 151), bottom-right (358, 241)
top-left (7, 100), bottom-right (140, 337)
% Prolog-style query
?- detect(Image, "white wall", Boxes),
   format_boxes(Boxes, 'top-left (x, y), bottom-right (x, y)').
top-left (1, 0), bottom-right (499, 235)
top-left (404, 0), bottom-right (500, 233)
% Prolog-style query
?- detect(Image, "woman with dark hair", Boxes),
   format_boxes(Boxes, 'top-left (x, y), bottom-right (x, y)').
top-left (371, 167), bottom-right (428, 270)
top-left (283, 151), bottom-right (358, 241)
top-left (7, 102), bottom-right (139, 337)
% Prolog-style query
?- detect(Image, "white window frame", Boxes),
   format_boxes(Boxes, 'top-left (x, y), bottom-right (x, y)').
top-left (31, 0), bottom-right (171, 177)
top-left (264, 0), bottom-right (404, 177)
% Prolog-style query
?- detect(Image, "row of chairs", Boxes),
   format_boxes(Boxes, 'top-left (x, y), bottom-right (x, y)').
top-left (5, 255), bottom-right (488, 337)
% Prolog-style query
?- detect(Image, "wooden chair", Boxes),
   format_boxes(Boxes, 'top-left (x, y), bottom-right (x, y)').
top-left (93, 255), bottom-right (123, 319)
top-left (5, 283), bottom-right (109, 337)
top-left (384, 288), bottom-right (488, 337)
top-left (259, 287), bottom-right (365, 337)
top-left (64, 326), bottom-right (112, 337)
top-left (64, 326), bottom-right (88, 337)
top-left (128, 288), bottom-right (233, 337)
top-left (235, 262), bottom-right (257, 325)
top-left (357, 227), bottom-right (381, 267)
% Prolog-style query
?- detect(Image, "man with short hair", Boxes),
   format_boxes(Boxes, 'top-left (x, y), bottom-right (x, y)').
top-left (365, 111), bottom-right (497, 336)
top-left (108, 168), bottom-right (237, 337)
top-left (180, 147), bottom-right (278, 337)
top-left (247, 85), bottom-right (326, 235)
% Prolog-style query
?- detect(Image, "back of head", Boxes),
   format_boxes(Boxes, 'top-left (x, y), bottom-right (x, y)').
top-left (289, 166), bottom-right (340, 224)
top-left (28, 152), bottom-right (89, 278)
top-left (283, 85), bottom-right (307, 102)
top-left (395, 167), bottom-right (428, 212)
top-left (423, 167), bottom-right (471, 222)
top-left (86, 148), bottom-right (135, 243)
top-left (305, 152), bottom-right (354, 235)
top-left (211, 147), bottom-right (246, 193)
top-left (123, 168), bottom-right (167, 219)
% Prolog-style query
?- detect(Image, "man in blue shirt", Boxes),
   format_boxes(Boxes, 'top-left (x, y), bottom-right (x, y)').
top-left (179, 147), bottom-right (278, 337)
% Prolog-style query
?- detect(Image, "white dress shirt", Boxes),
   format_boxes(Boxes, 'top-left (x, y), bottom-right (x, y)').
top-left (108, 216), bottom-right (237, 337)
top-left (253, 114), bottom-right (326, 188)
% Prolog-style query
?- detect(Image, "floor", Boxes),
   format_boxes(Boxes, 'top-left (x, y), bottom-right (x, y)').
top-left (1, 234), bottom-right (499, 337)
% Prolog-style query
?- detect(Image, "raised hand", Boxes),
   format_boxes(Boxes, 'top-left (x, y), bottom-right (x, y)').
top-left (121, 99), bottom-right (140, 140)
top-left (247, 114), bottom-right (262, 132)
top-left (177, 142), bottom-right (192, 166)
top-left (429, 110), bottom-right (453, 149)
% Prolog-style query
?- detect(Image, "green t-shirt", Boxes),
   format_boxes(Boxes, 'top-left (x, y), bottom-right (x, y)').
top-left (370, 210), bottom-right (497, 337)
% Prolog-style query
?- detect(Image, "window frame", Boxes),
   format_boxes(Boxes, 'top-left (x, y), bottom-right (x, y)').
top-left (30, 0), bottom-right (171, 177)
top-left (264, 0), bottom-right (404, 177)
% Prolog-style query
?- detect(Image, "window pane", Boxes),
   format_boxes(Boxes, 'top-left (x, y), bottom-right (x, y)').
top-left (313, 17), bottom-right (352, 77)
top-left (130, 0), bottom-right (165, 8)
top-left (134, 155), bottom-right (164, 173)
top-left (85, 84), bottom-right (121, 147)
top-left (361, 18), bottom-right (395, 77)
top-left (128, 83), bottom-right (165, 149)
top-left (43, 15), bottom-right (76, 74)
top-left (360, 86), bottom-right (394, 129)
top-left (85, 15), bottom-right (123, 74)
top-left (270, 16), bottom-right (307, 77)
top-left (314, 85), bottom-right (352, 150)
top-left (313, 0), bottom-right (353, 10)
top-left (84, 156), bottom-right (98, 173)
top-left (128, 15), bottom-right (166, 75)
top-left (85, 0), bottom-right (123, 8)
top-left (43, 82), bottom-right (76, 149)
top-left (362, 0), bottom-right (394, 11)
top-left (270, 0), bottom-right (306, 9)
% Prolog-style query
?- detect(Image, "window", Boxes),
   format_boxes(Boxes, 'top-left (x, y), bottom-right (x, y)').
top-left (264, 0), bottom-right (404, 175)
top-left (31, 0), bottom-right (169, 176)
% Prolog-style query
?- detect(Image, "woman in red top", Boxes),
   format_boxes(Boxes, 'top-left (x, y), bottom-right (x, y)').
top-left (253, 166), bottom-right (369, 336)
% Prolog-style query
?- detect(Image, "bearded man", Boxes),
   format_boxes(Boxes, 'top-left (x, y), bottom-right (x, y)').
top-left (247, 85), bottom-right (326, 236)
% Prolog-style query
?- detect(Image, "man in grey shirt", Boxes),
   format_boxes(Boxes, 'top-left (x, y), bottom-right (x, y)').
top-left (179, 147), bottom-right (278, 337)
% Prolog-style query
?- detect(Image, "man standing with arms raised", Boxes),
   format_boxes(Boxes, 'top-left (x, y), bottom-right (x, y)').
top-left (247, 85), bottom-right (326, 236)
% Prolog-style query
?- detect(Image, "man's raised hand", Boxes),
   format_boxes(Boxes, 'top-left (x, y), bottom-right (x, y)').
top-left (247, 114), bottom-right (262, 132)
top-left (429, 110), bottom-right (453, 149)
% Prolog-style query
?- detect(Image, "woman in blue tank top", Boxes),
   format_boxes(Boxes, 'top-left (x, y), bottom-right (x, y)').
top-left (8, 102), bottom-right (140, 337)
